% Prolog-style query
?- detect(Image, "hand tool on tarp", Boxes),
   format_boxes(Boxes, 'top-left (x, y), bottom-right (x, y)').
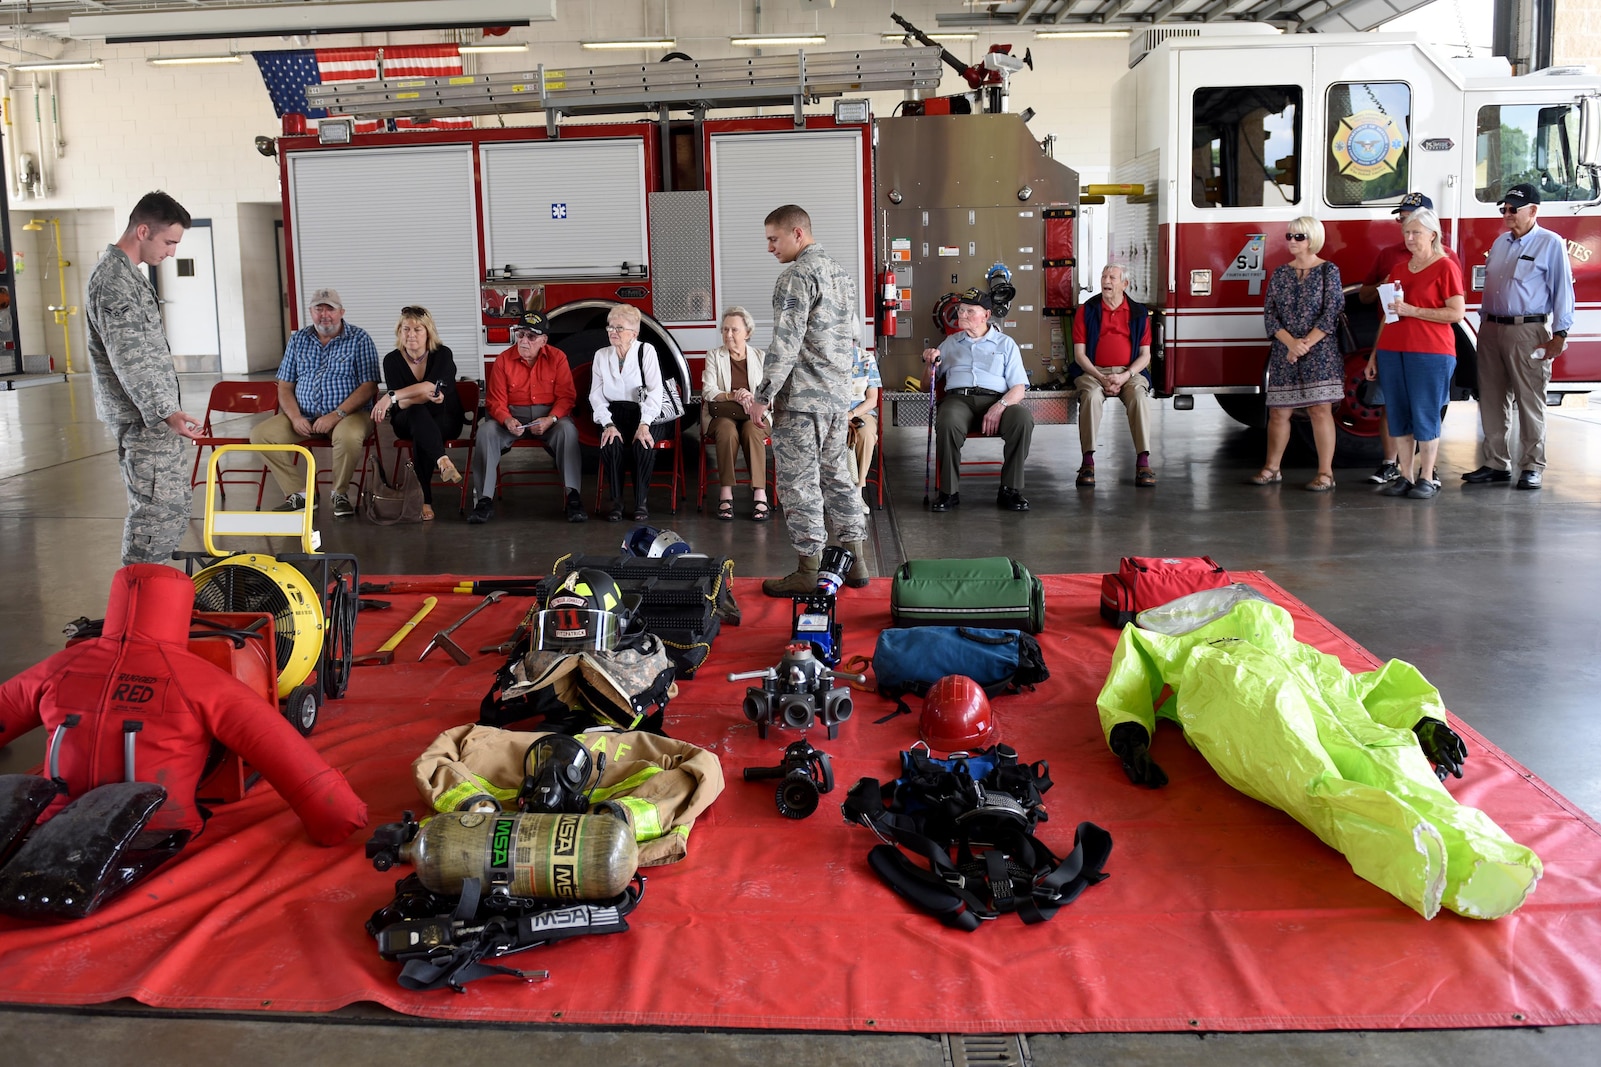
top-left (353, 597), bottom-right (437, 666)
top-left (360, 578), bottom-right (544, 597)
top-left (420, 591), bottom-right (506, 665)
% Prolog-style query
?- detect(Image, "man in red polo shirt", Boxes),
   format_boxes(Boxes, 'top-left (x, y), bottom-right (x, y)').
top-left (1072, 264), bottom-right (1155, 488)
top-left (1357, 192), bottom-right (1463, 488)
top-left (470, 310), bottom-right (585, 524)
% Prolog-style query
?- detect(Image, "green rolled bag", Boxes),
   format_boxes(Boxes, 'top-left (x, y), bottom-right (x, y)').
top-left (890, 557), bottom-right (1045, 633)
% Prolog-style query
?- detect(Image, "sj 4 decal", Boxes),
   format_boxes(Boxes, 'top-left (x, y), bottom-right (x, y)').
top-left (1332, 110), bottom-right (1405, 181)
top-left (1220, 234), bottom-right (1267, 295)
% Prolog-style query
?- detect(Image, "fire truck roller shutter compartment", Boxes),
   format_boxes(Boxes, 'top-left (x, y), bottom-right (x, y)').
top-left (710, 131), bottom-right (868, 341)
top-left (479, 141), bottom-right (649, 283)
top-left (287, 145), bottom-right (484, 378)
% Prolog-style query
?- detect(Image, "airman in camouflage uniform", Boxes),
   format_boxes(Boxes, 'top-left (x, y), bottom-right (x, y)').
top-left (745, 205), bottom-right (869, 596)
top-left (84, 192), bottom-right (202, 567)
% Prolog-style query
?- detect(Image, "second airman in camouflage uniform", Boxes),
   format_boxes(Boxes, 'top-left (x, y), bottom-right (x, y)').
top-left (84, 191), bottom-right (201, 567)
top-left (745, 204), bottom-right (868, 596)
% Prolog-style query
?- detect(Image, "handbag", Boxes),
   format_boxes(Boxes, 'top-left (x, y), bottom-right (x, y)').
top-left (363, 460), bottom-right (425, 525)
top-left (635, 343), bottom-right (685, 422)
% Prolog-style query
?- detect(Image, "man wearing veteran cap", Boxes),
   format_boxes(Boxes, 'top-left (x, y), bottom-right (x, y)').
top-left (1465, 183), bottom-right (1575, 491)
top-left (470, 309), bottom-right (585, 524)
top-left (251, 287), bottom-right (379, 517)
top-left (1359, 193), bottom-right (1463, 487)
top-left (921, 287), bottom-right (1035, 512)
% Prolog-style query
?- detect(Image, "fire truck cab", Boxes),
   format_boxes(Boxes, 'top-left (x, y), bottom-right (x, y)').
top-left (1110, 26), bottom-right (1601, 457)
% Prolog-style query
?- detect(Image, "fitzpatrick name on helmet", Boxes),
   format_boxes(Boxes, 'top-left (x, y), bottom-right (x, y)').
top-left (548, 568), bottom-right (624, 614)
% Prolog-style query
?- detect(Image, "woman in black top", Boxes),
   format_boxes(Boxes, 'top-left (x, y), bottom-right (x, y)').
top-left (371, 306), bottom-right (464, 520)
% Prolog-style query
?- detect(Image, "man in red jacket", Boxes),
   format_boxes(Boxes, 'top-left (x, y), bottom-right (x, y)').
top-left (0, 564), bottom-right (366, 845)
top-left (471, 310), bottom-right (586, 524)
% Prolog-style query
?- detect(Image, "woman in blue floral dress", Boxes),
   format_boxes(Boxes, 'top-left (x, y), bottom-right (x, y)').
top-left (1252, 215), bottom-right (1344, 491)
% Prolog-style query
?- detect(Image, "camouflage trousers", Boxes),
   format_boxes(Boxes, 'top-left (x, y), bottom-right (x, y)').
top-left (115, 422), bottom-right (191, 566)
top-left (771, 409), bottom-right (864, 557)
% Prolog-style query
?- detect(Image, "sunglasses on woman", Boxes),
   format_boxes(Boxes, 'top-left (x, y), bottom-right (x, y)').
top-left (401, 305), bottom-right (430, 316)
top-left (1285, 233), bottom-right (1309, 242)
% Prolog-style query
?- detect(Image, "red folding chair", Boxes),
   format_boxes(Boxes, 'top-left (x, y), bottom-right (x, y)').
top-left (190, 380), bottom-right (279, 508)
top-left (391, 380), bottom-right (480, 514)
top-left (697, 420), bottom-right (774, 512)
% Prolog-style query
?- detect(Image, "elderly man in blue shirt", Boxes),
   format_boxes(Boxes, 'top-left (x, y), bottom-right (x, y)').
top-left (1464, 183), bottom-right (1576, 491)
top-left (920, 288), bottom-right (1034, 512)
top-left (250, 287), bottom-right (381, 516)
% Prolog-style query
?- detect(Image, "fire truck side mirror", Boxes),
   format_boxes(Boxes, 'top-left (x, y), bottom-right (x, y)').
top-left (1581, 96), bottom-right (1601, 170)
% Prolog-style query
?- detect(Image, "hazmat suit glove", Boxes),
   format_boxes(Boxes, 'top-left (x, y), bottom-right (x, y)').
top-left (1413, 718), bottom-right (1467, 781)
top-left (1108, 722), bottom-right (1168, 788)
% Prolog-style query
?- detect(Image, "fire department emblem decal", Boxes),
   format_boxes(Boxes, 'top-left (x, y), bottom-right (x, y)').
top-left (1332, 110), bottom-right (1405, 181)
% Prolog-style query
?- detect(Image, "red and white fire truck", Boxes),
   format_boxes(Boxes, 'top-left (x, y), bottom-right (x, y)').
top-left (1109, 25), bottom-right (1601, 457)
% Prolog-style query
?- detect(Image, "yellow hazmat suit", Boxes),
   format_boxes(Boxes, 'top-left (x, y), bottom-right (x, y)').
top-left (1097, 600), bottom-right (1540, 919)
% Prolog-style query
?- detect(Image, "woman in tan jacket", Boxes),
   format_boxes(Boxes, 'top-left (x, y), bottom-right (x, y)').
top-left (701, 306), bottom-right (771, 520)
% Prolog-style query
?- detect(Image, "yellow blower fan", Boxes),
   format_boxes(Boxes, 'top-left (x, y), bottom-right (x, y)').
top-left (192, 554), bottom-right (324, 696)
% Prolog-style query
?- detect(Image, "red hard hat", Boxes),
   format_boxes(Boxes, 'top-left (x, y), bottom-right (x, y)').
top-left (919, 675), bottom-right (998, 753)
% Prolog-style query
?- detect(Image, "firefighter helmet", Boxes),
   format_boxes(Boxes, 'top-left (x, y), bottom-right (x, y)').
top-left (919, 674), bottom-right (998, 753)
top-left (547, 568), bottom-right (623, 613)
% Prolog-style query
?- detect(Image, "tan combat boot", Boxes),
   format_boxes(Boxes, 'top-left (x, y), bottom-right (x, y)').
top-left (842, 540), bottom-right (871, 588)
top-left (762, 553), bottom-right (820, 598)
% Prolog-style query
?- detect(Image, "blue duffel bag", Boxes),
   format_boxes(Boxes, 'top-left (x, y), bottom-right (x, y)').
top-left (862, 626), bottom-right (1049, 720)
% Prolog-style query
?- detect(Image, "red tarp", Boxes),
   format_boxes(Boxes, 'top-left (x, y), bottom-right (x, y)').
top-left (2, 573), bottom-right (1599, 1031)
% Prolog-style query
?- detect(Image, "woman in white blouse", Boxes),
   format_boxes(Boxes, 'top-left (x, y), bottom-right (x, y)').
top-left (590, 303), bottom-right (667, 522)
top-left (700, 306), bottom-right (771, 521)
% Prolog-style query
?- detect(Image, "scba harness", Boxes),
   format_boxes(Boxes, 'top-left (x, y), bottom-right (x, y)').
top-left (842, 745), bottom-right (1112, 931)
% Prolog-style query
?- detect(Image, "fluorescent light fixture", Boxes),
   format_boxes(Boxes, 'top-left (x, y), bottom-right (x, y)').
top-left (1034, 30), bottom-right (1131, 40)
top-left (70, 0), bottom-right (551, 46)
top-left (458, 43), bottom-right (529, 55)
top-left (148, 53), bottom-right (242, 66)
top-left (580, 39), bottom-right (677, 50)
top-left (12, 59), bottom-right (104, 72)
top-left (882, 32), bottom-right (977, 41)
top-left (730, 35), bottom-right (827, 47)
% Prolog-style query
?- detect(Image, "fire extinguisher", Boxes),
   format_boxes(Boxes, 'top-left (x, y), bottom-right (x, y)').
top-left (879, 265), bottom-right (899, 338)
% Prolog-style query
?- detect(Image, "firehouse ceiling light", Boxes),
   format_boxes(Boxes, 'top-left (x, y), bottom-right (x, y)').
top-left (458, 44), bottom-right (530, 55)
top-left (147, 54), bottom-right (243, 66)
top-left (1033, 30), bottom-right (1131, 40)
top-left (729, 35), bottom-right (828, 47)
top-left (11, 59), bottom-right (104, 72)
top-left (882, 33), bottom-right (977, 41)
top-left (580, 39), bottom-right (678, 50)
top-left (68, 1), bottom-right (551, 45)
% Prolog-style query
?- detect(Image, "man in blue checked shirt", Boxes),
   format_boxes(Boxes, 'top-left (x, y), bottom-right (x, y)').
top-left (1464, 183), bottom-right (1576, 492)
top-left (920, 288), bottom-right (1035, 512)
top-left (251, 287), bottom-right (380, 516)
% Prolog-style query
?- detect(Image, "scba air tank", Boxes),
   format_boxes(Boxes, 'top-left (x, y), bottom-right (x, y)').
top-left (400, 810), bottom-right (638, 901)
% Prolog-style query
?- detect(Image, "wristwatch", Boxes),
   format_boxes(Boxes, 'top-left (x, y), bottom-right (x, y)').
top-left (334, 408), bottom-right (346, 420)
top-left (1553, 330), bottom-right (1568, 338)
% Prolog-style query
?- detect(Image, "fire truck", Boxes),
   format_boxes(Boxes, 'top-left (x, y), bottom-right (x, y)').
top-left (275, 41), bottom-right (1078, 414)
top-left (1108, 25), bottom-right (1601, 459)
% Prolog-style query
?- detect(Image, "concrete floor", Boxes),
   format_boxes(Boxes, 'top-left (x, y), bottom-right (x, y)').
top-left (1, 373), bottom-right (1598, 1064)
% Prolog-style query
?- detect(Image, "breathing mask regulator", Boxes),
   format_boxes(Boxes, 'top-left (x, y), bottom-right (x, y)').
top-left (518, 734), bottom-right (605, 815)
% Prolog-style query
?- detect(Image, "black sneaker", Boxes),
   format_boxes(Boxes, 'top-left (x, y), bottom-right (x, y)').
top-left (565, 491), bottom-right (588, 523)
top-left (1379, 478), bottom-right (1413, 497)
top-left (331, 491), bottom-right (355, 518)
top-left (467, 498), bottom-right (494, 524)
top-left (1406, 479), bottom-right (1439, 499)
top-left (1368, 460), bottom-right (1401, 484)
top-left (272, 492), bottom-right (308, 512)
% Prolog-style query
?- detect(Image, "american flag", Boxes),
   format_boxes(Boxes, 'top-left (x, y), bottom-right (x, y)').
top-left (253, 45), bottom-right (472, 132)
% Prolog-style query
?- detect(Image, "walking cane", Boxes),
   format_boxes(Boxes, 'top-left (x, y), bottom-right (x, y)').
top-left (922, 352), bottom-right (939, 506)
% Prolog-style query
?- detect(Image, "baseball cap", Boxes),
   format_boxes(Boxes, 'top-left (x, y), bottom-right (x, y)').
top-left (955, 287), bottom-right (994, 311)
top-left (512, 309), bottom-right (550, 336)
top-left (1392, 192), bottom-right (1433, 215)
top-left (309, 287), bottom-right (343, 309)
top-left (1498, 183), bottom-right (1541, 210)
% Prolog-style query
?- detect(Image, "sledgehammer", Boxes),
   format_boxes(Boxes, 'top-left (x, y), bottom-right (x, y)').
top-left (353, 597), bottom-right (437, 666)
top-left (420, 591), bottom-right (506, 665)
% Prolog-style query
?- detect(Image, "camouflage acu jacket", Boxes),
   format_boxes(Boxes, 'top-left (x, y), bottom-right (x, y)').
top-left (756, 243), bottom-right (859, 413)
top-left (85, 245), bottom-right (179, 429)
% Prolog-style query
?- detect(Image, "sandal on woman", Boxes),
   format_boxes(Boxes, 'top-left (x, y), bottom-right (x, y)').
top-left (751, 499), bottom-right (771, 522)
top-left (420, 504), bottom-right (436, 521)
top-left (716, 499), bottom-right (735, 521)
top-left (436, 457), bottom-right (462, 484)
top-left (1247, 468), bottom-right (1282, 485)
top-left (1304, 474), bottom-right (1337, 493)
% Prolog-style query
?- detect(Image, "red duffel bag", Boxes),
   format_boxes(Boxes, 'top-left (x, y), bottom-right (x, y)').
top-left (1099, 556), bottom-right (1230, 627)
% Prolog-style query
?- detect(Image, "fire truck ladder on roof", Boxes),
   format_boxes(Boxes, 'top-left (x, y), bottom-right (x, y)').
top-left (306, 46), bottom-right (944, 134)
